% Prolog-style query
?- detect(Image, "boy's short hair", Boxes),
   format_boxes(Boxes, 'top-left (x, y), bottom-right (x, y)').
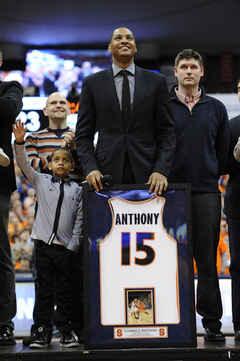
top-left (175, 49), bottom-right (203, 67)
top-left (50, 147), bottom-right (73, 163)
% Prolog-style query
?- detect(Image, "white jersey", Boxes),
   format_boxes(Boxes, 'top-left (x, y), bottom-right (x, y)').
top-left (99, 196), bottom-right (179, 326)
top-left (129, 301), bottom-right (137, 313)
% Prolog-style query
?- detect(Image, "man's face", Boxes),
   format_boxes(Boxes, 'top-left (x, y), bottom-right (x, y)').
top-left (108, 28), bottom-right (137, 64)
top-left (43, 92), bottom-right (70, 121)
top-left (174, 58), bottom-right (204, 89)
top-left (48, 149), bottom-right (74, 179)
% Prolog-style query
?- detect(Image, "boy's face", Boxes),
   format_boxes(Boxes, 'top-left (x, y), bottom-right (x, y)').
top-left (48, 149), bottom-right (74, 179)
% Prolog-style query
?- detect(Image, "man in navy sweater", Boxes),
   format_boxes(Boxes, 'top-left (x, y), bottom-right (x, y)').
top-left (168, 49), bottom-right (230, 342)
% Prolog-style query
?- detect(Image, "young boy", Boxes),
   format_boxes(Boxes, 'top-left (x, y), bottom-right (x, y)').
top-left (13, 120), bottom-right (82, 348)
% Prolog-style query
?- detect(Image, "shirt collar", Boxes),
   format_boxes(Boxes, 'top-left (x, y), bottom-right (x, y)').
top-left (175, 87), bottom-right (201, 109)
top-left (112, 62), bottom-right (135, 77)
top-left (0, 75), bottom-right (3, 82)
top-left (51, 175), bottom-right (71, 185)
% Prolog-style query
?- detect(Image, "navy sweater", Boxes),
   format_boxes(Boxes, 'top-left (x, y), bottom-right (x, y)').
top-left (168, 85), bottom-right (230, 192)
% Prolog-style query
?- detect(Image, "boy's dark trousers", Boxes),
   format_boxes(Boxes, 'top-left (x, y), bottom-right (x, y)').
top-left (33, 240), bottom-right (74, 331)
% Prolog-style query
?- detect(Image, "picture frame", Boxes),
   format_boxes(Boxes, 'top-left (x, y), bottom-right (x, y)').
top-left (82, 183), bottom-right (196, 349)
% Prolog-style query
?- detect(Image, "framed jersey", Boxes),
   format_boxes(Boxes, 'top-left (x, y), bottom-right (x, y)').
top-left (82, 184), bottom-right (196, 349)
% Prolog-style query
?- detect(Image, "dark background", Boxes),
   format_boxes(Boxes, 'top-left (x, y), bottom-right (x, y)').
top-left (1, 0), bottom-right (240, 93)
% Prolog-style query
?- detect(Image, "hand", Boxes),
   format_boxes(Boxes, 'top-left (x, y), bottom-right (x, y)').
top-left (62, 130), bottom-right (76, 151)
top-left (234, 136), bottom-right (240, 162)
top-left (86, 170), bottom-right (103, 192)
top-left (12, 120), bottom-right (27, 143)
top-left (146, 172), bottom-right (168, 195)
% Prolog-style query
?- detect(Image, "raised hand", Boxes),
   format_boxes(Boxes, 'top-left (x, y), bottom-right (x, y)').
top-left (12, 120), bottom-right (27, 143)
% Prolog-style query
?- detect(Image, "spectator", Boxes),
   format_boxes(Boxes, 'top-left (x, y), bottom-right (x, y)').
top-left (11, 232), bottom-right (20, 247)
top-left (67, 82), bottom-right (79, 107)
top-left (12, 228), bottom-right (33, 268)
top-left (11, 199), bottom-right (27, 224)
top-left (10, 191), bottom-right (21, 206)
top-left (17, 174), bottom-right (33, 203)
top-left (8, 213), bottom-right (24, 243)
top-left (24, 214), bottom-right (35, 233)
top-left (15, 256), bottom-right (33, 276)
top-left (23, 188), bottom-right (35, 217)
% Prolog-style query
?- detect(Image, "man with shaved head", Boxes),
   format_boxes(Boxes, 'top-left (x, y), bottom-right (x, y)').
top-left (25, 92), bottom-right (84, 183)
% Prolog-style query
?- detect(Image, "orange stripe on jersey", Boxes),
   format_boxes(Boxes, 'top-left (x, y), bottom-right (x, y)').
top-left (37, 138), bottom-right (63, 144)
top-left (37, 147), bottom-right (58, 155)
top-left (42, 157), bottom-right (47, 170)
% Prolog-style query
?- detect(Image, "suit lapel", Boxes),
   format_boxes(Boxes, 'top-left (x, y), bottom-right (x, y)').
top-left (101, 66), bottom-right (148, 131)
top-left (127, 66), bottom-right (147, 131)
top-left (101, 67), bottom-right (125, 130)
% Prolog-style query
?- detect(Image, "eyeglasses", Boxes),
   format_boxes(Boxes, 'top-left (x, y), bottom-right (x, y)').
top-left (46, 100), bottom-right (67, 106)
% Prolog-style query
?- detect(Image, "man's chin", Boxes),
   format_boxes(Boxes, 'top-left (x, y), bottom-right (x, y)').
top-left (119, 52), bottom-right (132, 58)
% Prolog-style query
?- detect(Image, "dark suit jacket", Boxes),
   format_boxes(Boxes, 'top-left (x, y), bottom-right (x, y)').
top-left (0, 80), bottom-right (23, 191)
top-left (75, 65), bottom-right (175, 184)
top-left (224, 115), bottom-right (240, 218)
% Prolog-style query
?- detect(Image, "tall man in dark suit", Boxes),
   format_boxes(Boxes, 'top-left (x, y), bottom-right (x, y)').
top-left (224, 78), bottom-right (240, 341)
top-left (0, 46), bottom-right (23, 345)
top-left (75, 27), bottom-right (175, 195)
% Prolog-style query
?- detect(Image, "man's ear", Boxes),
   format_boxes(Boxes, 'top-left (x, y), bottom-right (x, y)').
top-left (43, 107), bottom-right (48, 116)
top-left (108, 44), bottom-right (112, 54)
top-left (174, 67), bottom-right (178, 78)
top-left (67, 103), bottom-right (71, 116)
top-left (48, 162), bottom-right (52, 171)
top-left (70, 162), bottom-right (75, 172)
top-left (0, 59), bottom-right (3, 67)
